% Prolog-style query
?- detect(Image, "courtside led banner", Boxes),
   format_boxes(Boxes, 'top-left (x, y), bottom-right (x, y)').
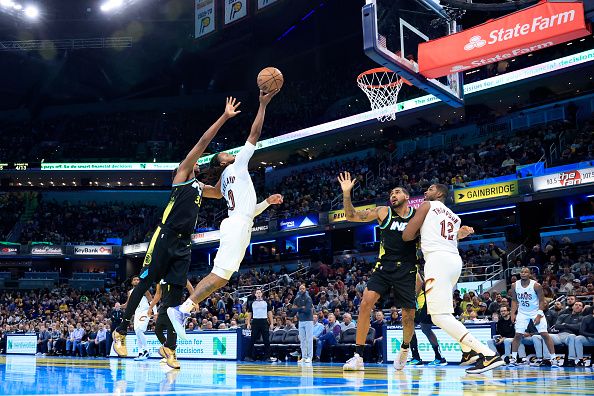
top-left (328, 204), bottom-right (376, 223)
top-left (108, 331), bottom-right (238, 360)
top-left (385, 325), bottom-right (493, 363)
top-left (6, 335), bottom-right (37, 354)
top-left (408, 196), bottom-right (425, 209)
top-left (454, 181), bottom-right (518, 204)
top-left (192, 230), bottom-right (221, 244)
top-left (533, 167), bottom-right (594, 191)
top-left (279, 215), bottom-right (319, 231)
top-left (41, 162), bottom-right (179, 171)
top-left (73, 245), bottom-right (113, 255)
top-left (419, 1), bottom-right (591, 78)
top-left (195, 0), bottom-right (216, 38)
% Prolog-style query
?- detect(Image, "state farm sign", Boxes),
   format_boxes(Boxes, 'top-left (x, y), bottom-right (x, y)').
top-left (74, 245), bottom-right (113, 255)
top-left (419, 1), bottom-right (590, 78)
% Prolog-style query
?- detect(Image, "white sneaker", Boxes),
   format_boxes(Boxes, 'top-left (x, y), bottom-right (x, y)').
top-left (303, 358), bottom-right (312, 363)
top-left (343, 353), bottom-right (364, 371)
top-left (393, 348), bottom-right (409, 371)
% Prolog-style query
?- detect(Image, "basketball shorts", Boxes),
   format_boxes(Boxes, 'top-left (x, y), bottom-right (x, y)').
top-left (366, 260), bottom-right (417, 309)
top-left (213, 215), bottom-right (253, 280)
top-left (423, 251), bottom-right (463, 315)
top-left (158, 283), bottom-right (184, 315)
top-left (515, 313), bottom-right (548, 334)
top-left (139, 226), bottom-right (191, 287)
top-left (134, 311), bottom-right (150, 333)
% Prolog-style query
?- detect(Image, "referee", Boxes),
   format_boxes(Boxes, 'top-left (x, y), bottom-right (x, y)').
top-left (245, 288), bottom-right (277, 362)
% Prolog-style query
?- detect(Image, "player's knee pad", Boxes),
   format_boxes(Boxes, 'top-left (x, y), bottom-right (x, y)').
top-left (431, 313), bottom-right (467, 341)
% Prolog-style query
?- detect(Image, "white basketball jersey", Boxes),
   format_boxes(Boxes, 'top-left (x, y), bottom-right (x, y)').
top-left (220, 142), bottom-right (257, 219)
top-left (420, 200), bottom-right (461, 256)
top-left (130, 288), bottom-right (150, 314)
top-left (515, 280), bottom-right (539, 316)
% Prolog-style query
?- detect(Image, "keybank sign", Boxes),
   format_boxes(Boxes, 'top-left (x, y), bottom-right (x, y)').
top-left (6, 335), bottom-right (37, 354)
top-left (386, 325), bottom-right (493, 362)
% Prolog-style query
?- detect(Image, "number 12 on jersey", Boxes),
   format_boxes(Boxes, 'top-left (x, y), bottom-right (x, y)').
top-left (440, 220), bottom-right (455, 240)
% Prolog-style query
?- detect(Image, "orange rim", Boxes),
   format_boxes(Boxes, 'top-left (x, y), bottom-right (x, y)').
top-left (356, 67), bottom-right (413, 89)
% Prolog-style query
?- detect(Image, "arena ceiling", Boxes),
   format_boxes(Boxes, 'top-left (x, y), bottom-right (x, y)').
top-left (0, 0), bottom-right (555, 113)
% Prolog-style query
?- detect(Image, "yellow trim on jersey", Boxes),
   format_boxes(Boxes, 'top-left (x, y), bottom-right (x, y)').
top-left (378, 242), bottom-right (385, 259)
top-left (160, 197), bottom-right (175, 224)
top-left (143, 226), bottom-right (161, 267)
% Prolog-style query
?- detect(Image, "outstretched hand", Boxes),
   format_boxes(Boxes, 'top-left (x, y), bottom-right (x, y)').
top-left (266, 194), bottom-right (283, 205)
top-left (337, 171), bottom-right (356, 193)
top-left (259, 89), bottom-right (279, 106)
top-left (224, 97), bottom-right (241, 119)
top-left (458, 225), bottom-right (475, 240)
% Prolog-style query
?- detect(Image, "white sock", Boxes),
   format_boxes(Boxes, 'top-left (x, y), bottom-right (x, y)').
top-left (461, 344), bottom-right (471, 353)
top-left (179, 299), bottom-right (195, 314)
top-left (135, 329), bottom-right (147, 351)
top-left (512, 351), bottom-right (518, 359)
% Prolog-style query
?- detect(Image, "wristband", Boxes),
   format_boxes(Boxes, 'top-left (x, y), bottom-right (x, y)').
top-left (536, 310), bottom-right (544, 317)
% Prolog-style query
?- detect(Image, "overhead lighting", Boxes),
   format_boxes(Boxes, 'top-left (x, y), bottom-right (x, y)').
top-left (100, 0), bottom-right (123, 12)
top-left (23, 4), bottom-right (38, 19)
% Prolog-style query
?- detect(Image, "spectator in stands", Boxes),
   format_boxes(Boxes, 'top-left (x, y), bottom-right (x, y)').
top-left (487, 306), bottom-right (518, 359)
top-left (72, 323), bottom-right (85, 357)
top-left (546, 301), bottom-right (564, 325)
top-left (86, 325), bottom-right (97, 357)
top-left (559, 278), bottom-right (574, 294)
top-left (48, 323), bottom-right (62, 355)
top-left (96, 323), bottom-right (107, 357)
top-left (525, 244), bottom-right (547, 266)
top-left (538, 300), bottom-right (584, 367)
top-left (36, 324), bottom-right (50, 356)
top-left (560, 295), bottom-right (577, 315)
top-left (573, 309), bottom-right (594, 366)
top-left (572, 256), bottom-right (592, 272)
top-left (370, 311), bottom-right (385, 363)
top-left (314, 313), bottom-right (341, 362)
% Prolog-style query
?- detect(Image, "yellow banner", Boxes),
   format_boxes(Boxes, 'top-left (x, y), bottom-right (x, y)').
top-left (454, 181), bottom-right (518, 204)
top-left (328, 204), bottom-right (376, 223)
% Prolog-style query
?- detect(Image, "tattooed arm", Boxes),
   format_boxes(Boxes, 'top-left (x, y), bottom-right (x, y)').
top-left (337, 171), bottom-right (388, 223)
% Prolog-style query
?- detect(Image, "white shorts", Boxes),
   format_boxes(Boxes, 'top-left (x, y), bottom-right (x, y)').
top-left (515, 313), bottom-right (548, 334)
top-left (423, 251), bottom-right (463, 315)
top-left (213, 216), bottom-right (253, 280)
top-left (134, 312), bottom-right (149, 333)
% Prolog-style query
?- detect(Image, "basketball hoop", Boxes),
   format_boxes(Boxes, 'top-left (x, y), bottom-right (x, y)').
top-left (356, 67), bottom-right (410, 122)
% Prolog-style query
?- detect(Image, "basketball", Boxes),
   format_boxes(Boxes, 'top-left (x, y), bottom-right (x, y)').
top-left (257, 67), bottom-right (284, 93)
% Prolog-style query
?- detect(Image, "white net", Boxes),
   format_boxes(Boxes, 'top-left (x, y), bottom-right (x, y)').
top-left (356, 68), bottom-right (403, 122)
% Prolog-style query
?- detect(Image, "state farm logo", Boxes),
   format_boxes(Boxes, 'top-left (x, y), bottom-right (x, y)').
top-left (463, 11), bottom-right (576, 52)
top-left (464, 35), bottom-right (486, 51)
top-left (559, 170), bottom-right (582, 186)
top-left (450, 65), bottom-right (470, 72)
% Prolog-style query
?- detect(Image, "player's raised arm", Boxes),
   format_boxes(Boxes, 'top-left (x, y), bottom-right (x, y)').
top-left (338, 171), bottom-right (387, 223)
top-left (402, 201), bottom-right (430, 241)
top-left (202, 179), bottom-right (223, 199)
top-left (246, 90), bottom-right (278, 146)
top-left (174, 97), bottom-right (241, 184)
top-left (254, 194), bottom-right (283, 217)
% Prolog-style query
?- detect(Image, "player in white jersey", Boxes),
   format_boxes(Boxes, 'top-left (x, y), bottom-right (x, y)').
top-left (121, 276), bottom-right (155, 360)
top-left (509, 267), bottom-right (558, 367)
top-left (167, 89), bottom-right (282, 340)
top-left (403, 184), bottom-right (505, 374)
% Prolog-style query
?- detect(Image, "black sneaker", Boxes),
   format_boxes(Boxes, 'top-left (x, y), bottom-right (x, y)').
top-left (460, 350), bottom-right (480, 366)
top-left (465, 354), bottom-right (506, 374)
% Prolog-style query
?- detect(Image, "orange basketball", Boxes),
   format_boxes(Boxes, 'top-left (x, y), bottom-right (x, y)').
top-left (257, 67), bottom-right (283, 93)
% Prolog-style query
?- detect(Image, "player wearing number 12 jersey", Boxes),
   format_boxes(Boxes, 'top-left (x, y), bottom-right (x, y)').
top-left (403, 184), bottom-right (505, 374)
top-left (168, 90), bottom-right (282, 340)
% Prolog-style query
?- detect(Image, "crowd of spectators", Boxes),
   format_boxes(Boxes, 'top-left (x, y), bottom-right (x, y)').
top-left (0, 192), bottom-right (28, 240)
top-left (19, 198), bottom-right (160, 245)
top-left (1, 236), bottom-right (594, 364)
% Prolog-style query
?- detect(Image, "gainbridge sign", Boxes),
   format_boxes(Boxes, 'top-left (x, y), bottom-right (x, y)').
top-left (454, 180), bottom-right (518, 204)
top-left (419, 1), bottom-right (591, 78)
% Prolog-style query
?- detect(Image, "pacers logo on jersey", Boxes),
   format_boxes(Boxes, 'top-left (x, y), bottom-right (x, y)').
top-left (389, 221), bottom-right (408, 232)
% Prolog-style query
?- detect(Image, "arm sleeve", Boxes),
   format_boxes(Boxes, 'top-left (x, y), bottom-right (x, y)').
top-left (253, 200), bottom-right (271, 217)
top-left (234, 141), bottom-right (256, 169)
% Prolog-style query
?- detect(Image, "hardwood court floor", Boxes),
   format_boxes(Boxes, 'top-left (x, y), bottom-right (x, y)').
top-left (1, 355), bottom-right (593, 395)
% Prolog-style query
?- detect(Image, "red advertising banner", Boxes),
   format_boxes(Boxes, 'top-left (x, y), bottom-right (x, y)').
top-left (418, 1), bottom-right (591, 78)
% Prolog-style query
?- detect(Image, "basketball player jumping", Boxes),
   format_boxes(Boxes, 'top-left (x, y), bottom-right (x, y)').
top-left (402, 184), bottom-right (505, 374)
top-left (121, 276), bottom-right (156, 360)
top-left (168, 90), bottom-right (281, 339)
top-left (338, 172), bottom-right (417, 371)
top-left (112, 97), bottom-right (242, 357)
top-left (509, 267), bottom-right (558, 367)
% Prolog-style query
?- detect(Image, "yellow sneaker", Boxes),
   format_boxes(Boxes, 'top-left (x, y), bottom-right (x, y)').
top-left (159, 346), bottom-right (169, 358)
top-left (164, 347), bottom-right (180, 370)
top-left (112, 331), bottom-right (127, 357)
